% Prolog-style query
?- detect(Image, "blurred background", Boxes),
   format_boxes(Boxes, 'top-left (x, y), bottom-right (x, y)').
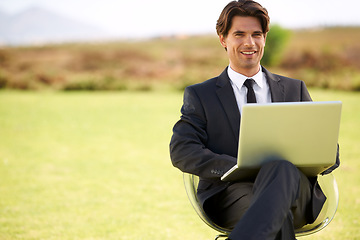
top-left (0, 0), bottom-right (359, 91)
top-left (1, 1), bottom-right (360, 239)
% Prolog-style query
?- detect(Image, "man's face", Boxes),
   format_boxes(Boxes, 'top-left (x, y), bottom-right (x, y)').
top-left (219, 16), bottom-right (266, 77)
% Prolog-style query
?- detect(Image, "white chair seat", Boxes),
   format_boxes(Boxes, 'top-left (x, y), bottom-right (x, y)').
top-left (183, 173), bottom-right (339, 238)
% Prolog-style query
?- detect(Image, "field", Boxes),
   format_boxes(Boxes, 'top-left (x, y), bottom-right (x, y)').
top-left (1, 26), bottom-right (360, 239)
top-left (1, 89), bottom-right (359, 239)
top-left (1, 27), bottom-right (360, 91)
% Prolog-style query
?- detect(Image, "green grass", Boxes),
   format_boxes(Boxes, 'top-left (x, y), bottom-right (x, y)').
top-left (0, 89), bottom-right (359, 239)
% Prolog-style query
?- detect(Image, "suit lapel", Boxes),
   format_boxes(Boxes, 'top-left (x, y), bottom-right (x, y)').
top-left (262, 67), bottom-right (285, 102)
top-left (216, 68), bottom-right (240, 142)
top-left (214, 67), bottom-right (285, 141)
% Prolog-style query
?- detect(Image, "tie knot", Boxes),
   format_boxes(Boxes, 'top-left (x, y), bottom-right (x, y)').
top-left (244, 78), bottom-right (255, 89)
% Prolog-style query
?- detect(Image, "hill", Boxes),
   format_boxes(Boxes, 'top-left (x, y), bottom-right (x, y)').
top-left (0, 6), bottom-right (108, 45)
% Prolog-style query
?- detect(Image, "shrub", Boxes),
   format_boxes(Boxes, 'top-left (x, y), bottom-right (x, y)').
top-left (262, 25), bottom-right (291, 67)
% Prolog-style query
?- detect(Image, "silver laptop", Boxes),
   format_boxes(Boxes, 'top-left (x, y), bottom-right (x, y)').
top-left (221, 101), bottom-right (342, 182)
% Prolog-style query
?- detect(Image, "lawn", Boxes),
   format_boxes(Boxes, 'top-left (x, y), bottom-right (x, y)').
top-left (0, 89), bottom-right (359, 239)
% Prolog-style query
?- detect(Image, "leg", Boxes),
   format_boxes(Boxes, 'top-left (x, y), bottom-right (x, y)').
top-left (291, 169), bottom-right (312, 229)
top-left (228, 160), bottom-right (311, 240)
top-left (207, 182), bottom-right (254, 229)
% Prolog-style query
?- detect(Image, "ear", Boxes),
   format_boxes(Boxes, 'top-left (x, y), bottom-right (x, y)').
top-left (219, 35), bottom-right (227, 48)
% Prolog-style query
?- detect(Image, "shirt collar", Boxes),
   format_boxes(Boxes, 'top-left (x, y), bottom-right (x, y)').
top-left (227, 66), bottom-right (265, 89)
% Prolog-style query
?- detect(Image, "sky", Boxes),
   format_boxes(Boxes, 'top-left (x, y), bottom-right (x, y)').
top-left (1, 0), bottom-right (360, 38)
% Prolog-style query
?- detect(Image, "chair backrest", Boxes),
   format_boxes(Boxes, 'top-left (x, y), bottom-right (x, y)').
top-left (183, 174), bottom-right (231, 235)
top-left (295, 173), bottom-right (339, 236)
top-left (183, 173), bottom-right (339, 237)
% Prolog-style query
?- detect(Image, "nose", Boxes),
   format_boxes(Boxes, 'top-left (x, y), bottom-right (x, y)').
top-left (244, 35), bottom-right (255, 47)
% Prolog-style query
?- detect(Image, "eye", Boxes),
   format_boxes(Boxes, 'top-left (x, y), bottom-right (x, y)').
top-left (253, 32), bottom-right (263, 37)
top-left (233, 32), bottom-right (245, 37)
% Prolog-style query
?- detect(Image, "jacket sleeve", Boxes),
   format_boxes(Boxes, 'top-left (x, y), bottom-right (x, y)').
top-left (300, 80), bottom-right (312, 101)
top-left (169, 86), bottom-right (236, 179)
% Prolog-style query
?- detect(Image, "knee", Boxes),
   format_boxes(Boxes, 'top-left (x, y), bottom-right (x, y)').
top-left (254, 160), bottom-right (301, 199)
top-left (259, 160), bottom-right (301, 184)
top-left (263, 160), bottom-right (298, 174)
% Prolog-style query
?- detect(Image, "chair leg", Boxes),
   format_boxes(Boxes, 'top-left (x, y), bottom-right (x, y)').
top-left (215, 234), bottom-right (228, 240)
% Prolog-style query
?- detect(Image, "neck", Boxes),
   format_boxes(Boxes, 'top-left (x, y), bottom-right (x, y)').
top-left (230, 65), bottom-right (261, 77)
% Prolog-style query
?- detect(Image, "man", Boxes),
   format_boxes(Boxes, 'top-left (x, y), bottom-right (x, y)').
top-left (170, 1), bottom-right (340, 240)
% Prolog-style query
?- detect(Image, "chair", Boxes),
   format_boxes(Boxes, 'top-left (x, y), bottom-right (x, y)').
top-left (183, 172), bottom-right (339, 239)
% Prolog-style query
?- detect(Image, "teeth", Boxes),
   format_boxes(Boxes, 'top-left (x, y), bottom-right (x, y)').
top-left (242, 51), bottom-right (255, 55)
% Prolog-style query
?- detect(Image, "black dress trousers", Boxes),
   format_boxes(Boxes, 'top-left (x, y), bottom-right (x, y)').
top-left (206, 160), bottom-right (312, 240)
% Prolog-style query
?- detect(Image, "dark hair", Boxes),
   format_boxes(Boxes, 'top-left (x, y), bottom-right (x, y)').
top-left (216, 0), bottom-right (270, 37)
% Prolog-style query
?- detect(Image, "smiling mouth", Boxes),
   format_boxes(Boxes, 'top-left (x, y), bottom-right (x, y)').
top-left (241, 51), bottom-right (256, 55)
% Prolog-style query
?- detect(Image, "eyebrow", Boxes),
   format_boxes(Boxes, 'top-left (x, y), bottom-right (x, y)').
top-left (233, 31), bottom-right (245, 34)
top-left (232, 30), bottom-right (264, 35)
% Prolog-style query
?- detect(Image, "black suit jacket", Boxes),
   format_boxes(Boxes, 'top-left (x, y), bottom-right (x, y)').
top-left (170, 66), bottom-right (340, 223)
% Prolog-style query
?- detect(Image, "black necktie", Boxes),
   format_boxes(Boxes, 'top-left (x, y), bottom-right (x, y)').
top-left (243, 78), bottom-right (257, 103)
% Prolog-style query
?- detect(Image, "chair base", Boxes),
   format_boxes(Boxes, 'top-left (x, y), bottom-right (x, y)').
top-left (215, 234), bottom-right (228, 240)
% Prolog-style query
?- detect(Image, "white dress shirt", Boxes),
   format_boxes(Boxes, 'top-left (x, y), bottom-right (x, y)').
top-left (228, 66), bottom-right (272, 114)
